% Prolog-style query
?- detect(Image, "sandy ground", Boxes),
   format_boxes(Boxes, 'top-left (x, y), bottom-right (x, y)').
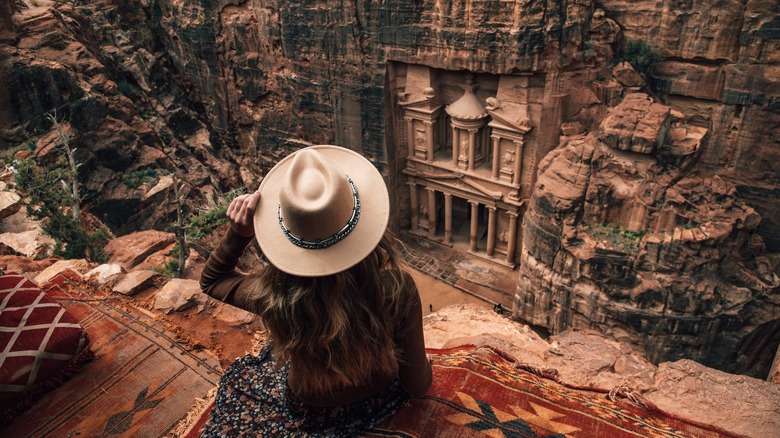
top-left (408, 268), bottom-right (491, 316)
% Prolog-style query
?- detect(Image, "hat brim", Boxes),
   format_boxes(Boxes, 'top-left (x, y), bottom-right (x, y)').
top-left (254, 145), bottom-right (390, 277)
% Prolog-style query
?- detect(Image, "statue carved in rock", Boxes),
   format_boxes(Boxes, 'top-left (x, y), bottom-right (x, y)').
top-left (502, 149), bottom-right (515, 170)
top-left (415, 128), bottom-right (426, 146)
top-left (459, 137), bottom-right (469, 160)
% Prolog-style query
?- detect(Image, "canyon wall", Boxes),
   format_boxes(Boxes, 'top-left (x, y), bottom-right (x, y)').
top-left (515, 93), bottom-right (780, 376)
top-left (1, 0), bottom-right (778, 373)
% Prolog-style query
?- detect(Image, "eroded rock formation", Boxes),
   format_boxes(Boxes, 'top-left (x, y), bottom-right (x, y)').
top-left (515, 93), bottom-right (780, 377)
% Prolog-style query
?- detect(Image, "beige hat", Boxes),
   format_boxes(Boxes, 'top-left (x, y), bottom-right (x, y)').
top-left (254, 145), bottom-right (390, 277)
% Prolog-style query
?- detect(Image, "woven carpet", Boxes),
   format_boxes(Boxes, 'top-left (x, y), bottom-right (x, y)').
top-left (1, 270), bottom-right (222, 438)
top-left (367, 346), bottom-right (738, 438)
top-left (179, 345), bottom-right (739, 438)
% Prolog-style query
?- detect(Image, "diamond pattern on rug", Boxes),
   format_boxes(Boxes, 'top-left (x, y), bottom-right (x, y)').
top-left (3, 270), bottom-right (222, 437)
top-left (365, 345), bottom-right (739, 438)
top-left (0, 272), bottom-right (90, 422)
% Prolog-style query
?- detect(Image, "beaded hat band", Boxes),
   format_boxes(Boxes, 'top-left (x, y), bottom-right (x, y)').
top-left (277, 177), bottom-right (360, 249)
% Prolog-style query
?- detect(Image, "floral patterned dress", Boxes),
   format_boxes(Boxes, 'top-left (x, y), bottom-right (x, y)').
top-left (202, 344), bottom-right (411, 437)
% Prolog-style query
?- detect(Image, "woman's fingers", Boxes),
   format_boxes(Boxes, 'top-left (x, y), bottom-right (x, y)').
top-left (227, 191), bottom-right (260, 237)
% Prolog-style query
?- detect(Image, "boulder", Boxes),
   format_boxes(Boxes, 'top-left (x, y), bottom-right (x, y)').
top-left (85, 263), bottom-right (125, 285)
top-left (104, 230), bottom-right (175, 269)
top-left (612, 61), bottom-right (644, 88)
top-left (112, 269), bottom-right (160, 296)
top-left (0, 229), bottom-right (55, 259)
top-left (34, 259), bottom-right (91, 285)
top-left (0, 191), bottom-right (20, 220)
top-left (213, 303), bottom-right (257, 327)
top-left (648, 360), bottom-right (780, 438)
top-left (0, 255), bottom-right (59, 277)
top-left (598, 93), bottom-right (670, 154)
top-left (153, 278), bottom-right (204, 314)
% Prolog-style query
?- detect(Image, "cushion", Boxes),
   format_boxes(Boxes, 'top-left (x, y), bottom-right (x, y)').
top-left (0, 272), bottom-right (92, 424)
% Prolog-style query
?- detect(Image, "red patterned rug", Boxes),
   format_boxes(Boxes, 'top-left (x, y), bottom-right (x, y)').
top-left (367, 346), bottom-right (739, 438)
top-left (178, 345), bottom-right (739, 437)
top-left (2, 270), bottom-right (222, 437)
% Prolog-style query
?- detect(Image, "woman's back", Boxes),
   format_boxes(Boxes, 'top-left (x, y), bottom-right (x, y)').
top-left (199, 146), bottom-right (431, 435)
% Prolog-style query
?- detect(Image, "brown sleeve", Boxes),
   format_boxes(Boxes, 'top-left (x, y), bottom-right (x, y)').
top-left (395, 271), bottom-right (433, 397)
top-left (199, 227), bottom-right (259, 311)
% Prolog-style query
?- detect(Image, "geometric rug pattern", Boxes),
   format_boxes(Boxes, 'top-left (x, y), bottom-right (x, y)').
top-left (1, 270), bottom-right (222, 438)
top-left (365, 345), bottom-right (739, 438)
top-left (0, 271), bottom-right (91, 423)
top-left (178, 344), bottom-right (739, 437)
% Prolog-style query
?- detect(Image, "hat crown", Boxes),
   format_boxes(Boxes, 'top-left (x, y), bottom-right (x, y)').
top-left (279, 149), bottom-right (354, 242)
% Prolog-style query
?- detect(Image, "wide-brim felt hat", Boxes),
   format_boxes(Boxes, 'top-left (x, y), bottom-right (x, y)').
top-left (254, 145), bottom-right (390, 277)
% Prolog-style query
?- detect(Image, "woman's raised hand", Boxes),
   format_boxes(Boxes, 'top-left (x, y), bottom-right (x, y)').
top-left (227, 190), bottom-right (261, 238)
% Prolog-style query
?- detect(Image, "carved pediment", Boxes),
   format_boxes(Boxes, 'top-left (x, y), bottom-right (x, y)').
top-left (487, 100), bottom-right (533, 133)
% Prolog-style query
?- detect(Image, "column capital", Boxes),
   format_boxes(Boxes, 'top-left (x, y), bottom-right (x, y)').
top-left (467, 200), bottom-right (480, 207)
top-left (468, 128), bottom-right (478, 134)
top-left (507, 210), bottom-right (519, 218)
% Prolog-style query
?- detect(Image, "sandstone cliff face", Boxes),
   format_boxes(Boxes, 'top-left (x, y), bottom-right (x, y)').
top-left (3, 1), bottom-right (777, 249)
top-left (600, 0), bottom-right (780, 249)
top-left (515, 93), bottom-right (780, 377)
top-left (0, 1), bottom-right (244, 233)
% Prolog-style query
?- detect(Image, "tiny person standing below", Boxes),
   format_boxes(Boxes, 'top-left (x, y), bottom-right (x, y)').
top-left (200, 146), bottom-right (433, 436)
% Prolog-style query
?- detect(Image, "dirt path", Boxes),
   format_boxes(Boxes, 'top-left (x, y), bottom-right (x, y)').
top-left (408, 268), bottom-right (491, 316)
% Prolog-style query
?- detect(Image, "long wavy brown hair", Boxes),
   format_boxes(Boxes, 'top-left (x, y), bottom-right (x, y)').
top-left (249, 232), bottom-right (407, 395)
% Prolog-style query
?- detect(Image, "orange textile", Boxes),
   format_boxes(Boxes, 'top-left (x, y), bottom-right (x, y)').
top-left (367, 345), bottom-right (739, 438)
top-left (182, 344), bottom-right (740, 437)
top-left (2, 270), bottom-right (222, 437)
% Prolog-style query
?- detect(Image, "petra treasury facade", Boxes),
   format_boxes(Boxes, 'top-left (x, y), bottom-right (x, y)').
top-left (400, 67), bottom-right (534, 267)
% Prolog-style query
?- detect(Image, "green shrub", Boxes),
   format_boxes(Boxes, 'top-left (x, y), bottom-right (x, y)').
top-left (187, 190), bottom-right (243, 240)
top-left (117, 81), bottom-right (139, 98)
top-left (156, 243), bottom-right (181, 278)
top-left (14, 158), bottom-right (110, 261)
top-left (123, 168), bottom-right (159, 189)
top-left (586, 222), bottom-right (646, 253)
top-left (614, 39), bottom-right (662, 74)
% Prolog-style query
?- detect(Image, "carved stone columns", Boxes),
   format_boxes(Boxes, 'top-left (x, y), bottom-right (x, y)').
top-left (408, 183), bottom-right (418, 232)
top-left (427, 188), bottom-right (436, 237)
top-left (506, 211), bottom-right (518, 264)
top-left (406, 118), bottom-right (414, 159)
top-left (468, 129), bottom-right (476, 172)
top-left (486, 206), bottom-right (497, 256)
top-left (491, 136), bottom-right (500, 179)
top-left (512, 139), bottom-right (523, 186)
top-left (451, 126), bottom-right (459, 167)
top-left (468, 201), bottom-right (479, 252)
top-left (425, 121), bottom-right (434, 162)
top-left (444, 193), bottom-right (452, 244)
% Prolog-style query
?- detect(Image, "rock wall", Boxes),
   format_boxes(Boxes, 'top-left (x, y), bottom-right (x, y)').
top-left (3, 1), bottom-right (777, 248)
top-left (599, 0), bottom-right (780, 250)
top-left (514, 93), bottom-right (780, 377)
